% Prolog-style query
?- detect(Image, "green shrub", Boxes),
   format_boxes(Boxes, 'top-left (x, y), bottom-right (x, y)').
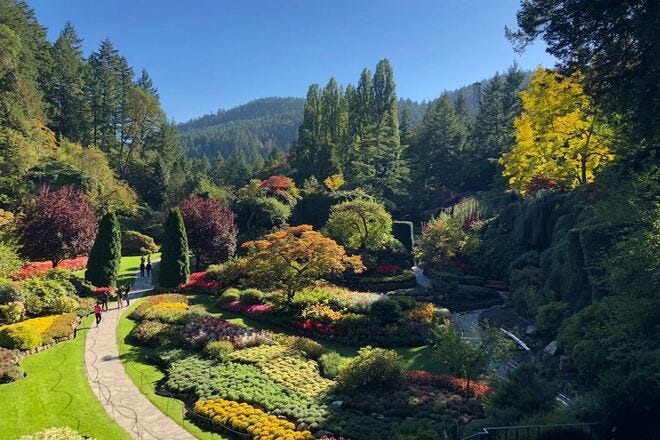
top-left (337, 346), bottom-right (404, 389)
top-left (0, 279), bottom-right (22, 304)
top-left (217, 288), bottom-right (241, 306)
top-left (41, 312), bottom-right (78, 344)
top-left (0, 324), bottom-right (41, 350)
top-left (122, 230), bottom-right (159, 256)
top-left (319, 351), bottom-right (345, 379)
top-left (127, 320), bottom-right (172, 347)
top-left (21, 278), bottom-right (77, 316)
top-left (287, 336), bottom-right (323, 359)
top-left (392, 221), bottom-right (414, 251)
top-left (43, 270), bottom-right (95, 297)
top-left (204, 340), bottom-right (234, 361)
top-left (369, 299), bottom-right (403, 324)
top-left (159, 208), bottom-right (190, 288)
top-left (206, 258), bottom-right (248, 286)
top-left (85, 212), bottom-right (122, 287)
top-left (535, 301), bottom-right (568, 336)
top-left (337, 313), bottom-right (368, 330)
top-left (448, 285), bottom-right (499, 301)
top-left (0, 302), bottom-right (24, 324)
top-left (391, 295), bottom-right (417, 311)
top-left (239, 288), bottom-right (266, 305)
top-left (24, 295), bottom-right (44, 316)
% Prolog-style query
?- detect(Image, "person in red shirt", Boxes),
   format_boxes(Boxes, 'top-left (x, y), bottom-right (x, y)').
top-left (94, 301), bottom-right (103, 327)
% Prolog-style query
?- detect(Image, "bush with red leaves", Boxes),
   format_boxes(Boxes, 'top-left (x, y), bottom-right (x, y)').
top-left (405, 370), bottom-right (493, 398)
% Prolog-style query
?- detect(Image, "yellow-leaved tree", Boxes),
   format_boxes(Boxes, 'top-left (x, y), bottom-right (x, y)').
top-left (500, 67), bottom-right (613, 194)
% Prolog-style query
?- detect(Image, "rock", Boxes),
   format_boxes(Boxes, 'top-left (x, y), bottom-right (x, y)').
top-left (331, 400), bottom-right (343, 408)
top-left (544, 340), bottom-right (558, 356)
top-left (526, 325), bottom-right (538, 335)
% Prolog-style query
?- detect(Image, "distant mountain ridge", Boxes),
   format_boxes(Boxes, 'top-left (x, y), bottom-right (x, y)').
top-left (178, 73), bottom-right (528, 160)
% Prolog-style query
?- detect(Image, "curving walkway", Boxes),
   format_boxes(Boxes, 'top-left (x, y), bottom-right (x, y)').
top-left (84, 266), bottom-right (195, 440)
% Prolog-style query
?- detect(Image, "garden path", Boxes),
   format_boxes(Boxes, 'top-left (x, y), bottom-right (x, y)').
top-left (84, 264), bottom-right (195, 440)
top-left (412, 265), bottom-right (433, 288)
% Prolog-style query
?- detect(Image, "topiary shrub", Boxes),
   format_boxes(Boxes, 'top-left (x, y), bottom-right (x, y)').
top-left (392, 221), bottom-right (414, 251)
top-left (369, 299), bottom-right (403, 324)
top-left (159, 208), bottom-right (190, 288)
top-left (122, 230), bottom-right (159, 256)
top-left (319, 351), bottom-right (345, 379)
top-left (85, 212), bottom-right (122, 287)
top-left (204, 340), bottom-right (234, 361)
top-left (286, 336), bottom-right (323, 359)
top-left (239, 288), bottom-right (266, 305)
top-left (217, 288), bottom-right (241, 306)
top-left (337, 346), bottom-right (404, 389)
top-left (0, 324), bottom-right (41, 350)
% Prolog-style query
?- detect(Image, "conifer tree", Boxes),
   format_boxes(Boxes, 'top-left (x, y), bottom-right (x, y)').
top-left (85, 212), bottom-right (121, 287)
top-left (159, 208), bottom-right (190, 288)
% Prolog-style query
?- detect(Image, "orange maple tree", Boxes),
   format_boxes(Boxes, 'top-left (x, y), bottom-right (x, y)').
top-left (242, 225), bottom-right (364, 302)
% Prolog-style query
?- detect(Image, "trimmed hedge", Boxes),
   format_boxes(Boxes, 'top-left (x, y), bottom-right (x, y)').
top-left (392, 221), bottom-right (414, 251)
top-left (121, 230), bottom-right (159, 256)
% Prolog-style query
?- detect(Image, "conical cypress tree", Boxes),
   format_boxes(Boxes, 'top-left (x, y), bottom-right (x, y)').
top-left (159, 208), bottom-right (190, 288)
top-left (85, 212), bottom-right (121, 287)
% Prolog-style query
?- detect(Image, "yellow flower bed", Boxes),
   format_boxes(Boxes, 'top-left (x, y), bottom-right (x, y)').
top-left (152, 301), bottom-right (189, 311)
top-left (0, 315), bottom-right (58, 335)
top-left (193, 398), bottom-right (314, 440)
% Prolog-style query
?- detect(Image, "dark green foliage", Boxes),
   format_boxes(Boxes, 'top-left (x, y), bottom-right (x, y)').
top-left (318, 351), bottom-right (345, 379)
top-left (121, 230), bottom-right (159, 256)
top-left (535, 301), bottom-right (568, 337)
top-left (290, 191), bottom-right (342, 229)
top-left (369, 299), bottom-right (403, 324)
top-left (392, 220), bottom-right (414, 251)
top-left (159, 209), bottom-right (190, 288)
top-left (337, 346), bottom-right (404, 390)
top-left (85, 212), bottom-right (121, 287)
top-left (488, 364), bottom-right (559, 424)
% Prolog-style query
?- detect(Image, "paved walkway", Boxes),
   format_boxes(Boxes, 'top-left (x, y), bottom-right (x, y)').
top-left (84, 266), bottom-right (195, 440)
top-left (412, 265), bottom-right (433, 288)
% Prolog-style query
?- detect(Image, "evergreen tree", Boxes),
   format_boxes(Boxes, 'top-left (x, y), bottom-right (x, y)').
top-left (50, 21), bottom-right (90, 143)
top-left (219, 149), bottom-right (251, 188)
top-left (85, 212), bottom-right (121, 287)
top-left (88, 39), bottom-right (120, 152)
top-left (136, 69), bottom-right (158, 98)
top-left (159, 208), bottom-right (190, 288)
top-left (290, 84), bottom-right (322, 180)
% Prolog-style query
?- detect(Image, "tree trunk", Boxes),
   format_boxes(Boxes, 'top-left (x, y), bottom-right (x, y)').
top-left (465, 376), bottom-right (471, 401)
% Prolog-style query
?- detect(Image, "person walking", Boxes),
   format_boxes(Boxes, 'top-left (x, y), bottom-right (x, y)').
top-left (116, 288), bottom-right (123, 308)
top-left (146, 261), bottom-right (152, 278)
top-left (94, 301), bottom-right (103, 327)
top-left (101, 290), bottom-right (110, 311)
top-left (123, 284), bottom-right (131, 306)
top-left (139, 260), bottom-right (146, 277)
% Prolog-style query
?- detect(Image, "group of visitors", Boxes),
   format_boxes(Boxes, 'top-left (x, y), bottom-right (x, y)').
top-left (94, 284), bottom-right (132, 326)
top-left (140, 255), bottom-right (152, 278)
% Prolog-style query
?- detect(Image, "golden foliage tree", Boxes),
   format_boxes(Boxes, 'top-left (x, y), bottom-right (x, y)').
top-left (500, 67), bottom-right (613, 194)
top-left (242, 225), bottom-right (364, 302)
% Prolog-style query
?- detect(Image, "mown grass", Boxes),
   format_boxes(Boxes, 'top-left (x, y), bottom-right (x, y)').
top-left (0, 315), bottom-right (130, 440)
top-left (72, 253), bottom-right (161, 286)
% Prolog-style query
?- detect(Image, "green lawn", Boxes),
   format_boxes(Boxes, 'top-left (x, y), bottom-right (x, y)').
top-left (0, 315), bottom-right (130, 440)
top-left (73, 253), bottom-right (161, 286)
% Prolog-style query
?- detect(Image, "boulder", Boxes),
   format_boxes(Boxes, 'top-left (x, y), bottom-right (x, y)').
top-left (526, 325), bottom-right (538, 335)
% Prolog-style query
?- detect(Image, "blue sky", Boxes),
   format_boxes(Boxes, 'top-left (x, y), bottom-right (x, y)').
top-left (30, 0), bottom-right (554, 122)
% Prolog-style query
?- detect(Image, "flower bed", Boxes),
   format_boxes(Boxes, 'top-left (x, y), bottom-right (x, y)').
top-left (193, 398), bottom-right (314, 440)
top-left (224, 300), bottom-right (274, 317)
top-left (0, 347), bottom-right (22, 383)
top-left (405, 370), bottom-right (493, 399)
top-left (13, 257), bottom-right (88, 280)
top-left (0, 313), bottom-right (79, 350)
top-left (182, 316), bottom-right (250, 347)
top-left (229, 345), bottom-right (333, 396)
top-left (179, 272), bottom-right (222, 293)
top-left (130, 293), bottom-right (191, 323)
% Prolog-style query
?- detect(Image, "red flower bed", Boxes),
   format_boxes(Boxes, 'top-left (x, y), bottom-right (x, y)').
top-left (374, 264), bottom-right (402, 275)
top-left (299, 318), bottom-right (343, 336)
top-left (178, 272), bottom-right (222, 293)
top-left (224, 300), bottom-right (273, 317)
top-left (95, 286), bottom-right (115, 295)
top-left (13, 256), bottom-right (88, 280)
top-left (405, 370), bottom-right (493, 398)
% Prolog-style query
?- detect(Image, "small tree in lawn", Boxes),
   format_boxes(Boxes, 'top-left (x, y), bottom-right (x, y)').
top-left (180, 195), bottom-right (238, 271)
top-left (159, 208), bottom-right (190, 288)
top-left (430, 322), bottom-right (512, 400)
top-left (85, 212), bottom-right (122, 287)
top-left (242, 225), bottom-right (364, 302)
top-left (18, 186), bottom-right (97, 267)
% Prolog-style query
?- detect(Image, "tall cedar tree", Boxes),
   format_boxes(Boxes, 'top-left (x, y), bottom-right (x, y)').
top-left (85, 211), bottom-right (121, 287)
top-left (18, 186), bottom-right (97, 267)
top-left (179, 195), bottom-right (238, 271)
top-left (159, 208), bottom-right (190, 287)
